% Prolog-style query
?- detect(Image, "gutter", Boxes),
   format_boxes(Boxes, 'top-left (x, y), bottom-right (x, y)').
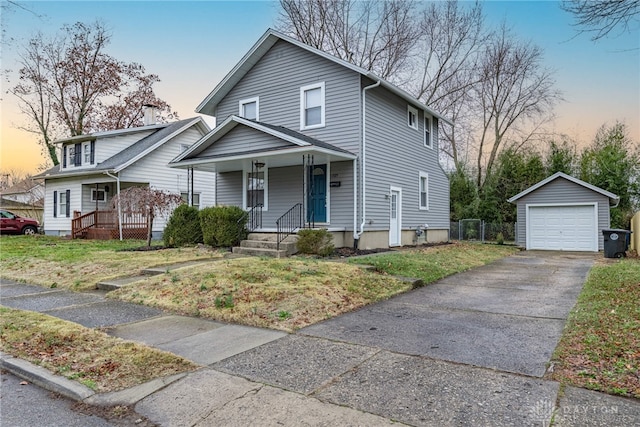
top-left (354, 79), bottom-right (381, 247)
top-left (104, 171), bottom-right (123, 241)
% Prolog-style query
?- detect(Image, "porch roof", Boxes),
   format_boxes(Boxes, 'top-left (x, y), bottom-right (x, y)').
top-left (169, 116), bottom-right (356, 173)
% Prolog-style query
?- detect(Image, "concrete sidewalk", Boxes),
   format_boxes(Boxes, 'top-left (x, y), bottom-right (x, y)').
top-left (2, 251), bottom-right (639, 426)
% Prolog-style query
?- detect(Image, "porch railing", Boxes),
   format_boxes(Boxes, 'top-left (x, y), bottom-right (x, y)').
top-left (71, 210), bottom-right (148, 239)
top-left (237, 204), bottom-right (263, 243)
top-left (276, 203), bottom-right (304, 252)
top-left (71, 210), bottom-right (116, 238)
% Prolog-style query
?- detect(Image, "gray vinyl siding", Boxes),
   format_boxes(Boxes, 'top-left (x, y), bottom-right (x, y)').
top-left (514, 178), bottom-right (611, 250)
top-left (264, 166), bottom-right (304, 224)
top-left (199, 126), bottom-right (291, 158)
top-left (215, 162), bottom-right (354, 229)
top-left (217, 171), bottom-right (243, 207)
top-left (328, 161), bottom-right (355, 229)
top-left (215, 40), bottom-right (362, 155)
top-left (363, 85), bottom-right (450, 233)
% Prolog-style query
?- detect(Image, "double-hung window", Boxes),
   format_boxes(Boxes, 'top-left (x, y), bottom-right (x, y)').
top-left (59, 190), bottom-right (70, 217)
top-left (239, 97), bottom-right (259, 120)
top-left (181, 192), bottom-right (200, 209)
top-left (408, 105), bottom-right (418, 130)
top-left (424, 117), bottom-right (432, 148)
top-left (300, 82), bottom-right (325, 130)
top-left (419, 172), bottom-right (429, 210)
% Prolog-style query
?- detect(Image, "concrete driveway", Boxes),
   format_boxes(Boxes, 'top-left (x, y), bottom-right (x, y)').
top-left (300, 250), bottom-right (595, 377)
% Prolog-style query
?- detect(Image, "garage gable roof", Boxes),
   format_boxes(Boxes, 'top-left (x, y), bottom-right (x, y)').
top-left (507, 172), bottom-right (619, 205)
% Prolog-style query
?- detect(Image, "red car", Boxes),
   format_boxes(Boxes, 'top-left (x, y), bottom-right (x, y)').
top-left (0, 210), bottom-right (40, 235)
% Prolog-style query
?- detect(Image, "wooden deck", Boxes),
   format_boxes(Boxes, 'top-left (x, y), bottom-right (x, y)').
top-left (71, 210), bottom-right (149, 240)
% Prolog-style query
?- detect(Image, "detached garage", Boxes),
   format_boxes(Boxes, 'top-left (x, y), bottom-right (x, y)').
top-left (508, 172), bottom-right (619, 252)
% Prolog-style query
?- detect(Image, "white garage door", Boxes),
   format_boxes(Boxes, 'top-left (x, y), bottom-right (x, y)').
top-left (528, 205), bottom-right (597, 251)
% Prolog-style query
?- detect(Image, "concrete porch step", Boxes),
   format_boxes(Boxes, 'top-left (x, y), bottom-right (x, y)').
top-left (240, 239), bottom-right (297, 252)
top-left (232, 246), bottom-right (289, 258)
top-left (247, 233), bottom-right (298, 243)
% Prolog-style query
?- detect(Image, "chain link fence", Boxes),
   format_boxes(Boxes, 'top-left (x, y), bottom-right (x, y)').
top-left (450, 220), bottom-right (517, 243)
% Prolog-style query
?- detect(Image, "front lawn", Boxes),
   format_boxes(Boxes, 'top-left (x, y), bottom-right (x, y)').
top-left (110, 243), bottom-right (517, 332)
top-left (348, 242), bottom-right (518, 282)
top-left (550, 258), bottom-right (640, 398)
top-left (0, 306), bottom-right (198, 393)
top-left (0, 235), bottom-right (222, 291)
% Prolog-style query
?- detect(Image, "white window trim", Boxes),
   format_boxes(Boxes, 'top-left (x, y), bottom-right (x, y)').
top-left (408, 105), bottom-right (418, 130)
top-left (59, 191), bottom-right (68, 216)
top-left (300, 82), bottom-right (325, 130)
top-left (91, 189), bottom-right (106, 202)
top-left (424, 116), bottom-right (432, 148)
top-left (239, 96), bottom-right (260, 121)
top-left (242, 167), bottom-right (268, 211)
top-left (181, 192), bottom-right (200, 209)
top-left (419, 172), bottom-right (429, 210)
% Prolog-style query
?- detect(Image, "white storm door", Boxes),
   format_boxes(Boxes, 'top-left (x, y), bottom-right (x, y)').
top-left (389, 187), bottom-right (402, 246)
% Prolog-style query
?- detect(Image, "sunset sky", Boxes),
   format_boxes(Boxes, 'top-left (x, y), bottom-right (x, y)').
top-left (1, 0), bottom-right (638, 174)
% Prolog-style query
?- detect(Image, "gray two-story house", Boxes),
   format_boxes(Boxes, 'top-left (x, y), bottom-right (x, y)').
top-left (172, 29), bottom-right (451, 249)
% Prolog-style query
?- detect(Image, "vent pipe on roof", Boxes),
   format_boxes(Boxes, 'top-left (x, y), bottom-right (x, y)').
top-left (143, 104), bottom-right (158, 126)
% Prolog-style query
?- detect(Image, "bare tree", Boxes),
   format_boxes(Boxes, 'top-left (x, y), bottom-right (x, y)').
top-left (562, 0), bottom-right (640, 41)
top-left (8, 21), bottom-right (177, 166)
top-left (474, 25), bottom-right (561, 187)
top-left (278, 1), bottom-right (560, 185)
top-left (278, 0), bottom-right (420, 81)
top-left (111, 186), bottom-right (182, 246)
top-left (411, 1), bottom-right (487, 171)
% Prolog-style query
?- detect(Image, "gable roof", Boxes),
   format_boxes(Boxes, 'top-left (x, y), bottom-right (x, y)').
top-left (0, 178), bottom-right (43, 195)
top-left (35, 117), bottom-right (209, 179)
top-left (507, 172), bottom-right (620, 205)
top-left (196, 28), bottom-right (452, 126)
top-left (171, 115), bottom-right (356, 173)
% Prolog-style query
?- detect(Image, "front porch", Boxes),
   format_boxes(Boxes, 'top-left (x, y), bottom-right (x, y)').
top-left (71, 210), bottom-right (149, 240)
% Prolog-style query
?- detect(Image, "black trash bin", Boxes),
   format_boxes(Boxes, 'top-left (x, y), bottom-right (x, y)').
top-left (602, 229), bottom-right (632, 258)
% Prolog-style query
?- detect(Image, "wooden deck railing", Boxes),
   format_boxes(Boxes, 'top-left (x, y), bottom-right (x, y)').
top-left (71, 210), bottom-right (149, 239)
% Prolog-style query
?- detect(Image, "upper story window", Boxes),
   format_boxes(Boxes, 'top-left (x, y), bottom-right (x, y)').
top-left (424, 117), bottom-right (432, 148)
top-left (408, 105), bottom-right (418, 130)
top-left (300, 82), bottom-right (325, 130)
top-left (239, 97), bottom-right (259, 121)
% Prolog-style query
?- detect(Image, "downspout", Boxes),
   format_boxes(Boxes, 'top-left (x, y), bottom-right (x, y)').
top-left (104, 171), bottom-right (122, 241)
top-left (354, 79), bottom-right (381, 248)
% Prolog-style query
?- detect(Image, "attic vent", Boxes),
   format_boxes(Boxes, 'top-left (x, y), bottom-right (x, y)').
top-left (143, 104), bottom-right (158, 126)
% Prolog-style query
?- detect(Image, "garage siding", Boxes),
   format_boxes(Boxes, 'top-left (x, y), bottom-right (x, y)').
top-left (514, 178), bottom-right (610, 251)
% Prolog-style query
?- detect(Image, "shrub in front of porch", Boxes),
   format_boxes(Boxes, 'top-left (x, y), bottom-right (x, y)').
top-left (297, 229), bottom-right (334, 257)
top-left (164, 204), bottom-right (203, 247)
top-left (199, 205), bottom-right (247, 247)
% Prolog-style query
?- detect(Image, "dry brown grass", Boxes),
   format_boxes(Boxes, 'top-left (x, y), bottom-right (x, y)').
top-left (0, 307), bottom-right (199, 393)
top-left (0, 236), bottom-right (222, 290)
top-left (109, 257), bottom-right (412, 332)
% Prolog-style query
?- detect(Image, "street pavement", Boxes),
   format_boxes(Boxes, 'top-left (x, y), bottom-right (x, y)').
top-left (1, 251), bottom-right (639, 426)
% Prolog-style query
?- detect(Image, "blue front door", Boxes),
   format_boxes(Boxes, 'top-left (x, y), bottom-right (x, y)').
top-left (307, 164), bottom-right (327, 223)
